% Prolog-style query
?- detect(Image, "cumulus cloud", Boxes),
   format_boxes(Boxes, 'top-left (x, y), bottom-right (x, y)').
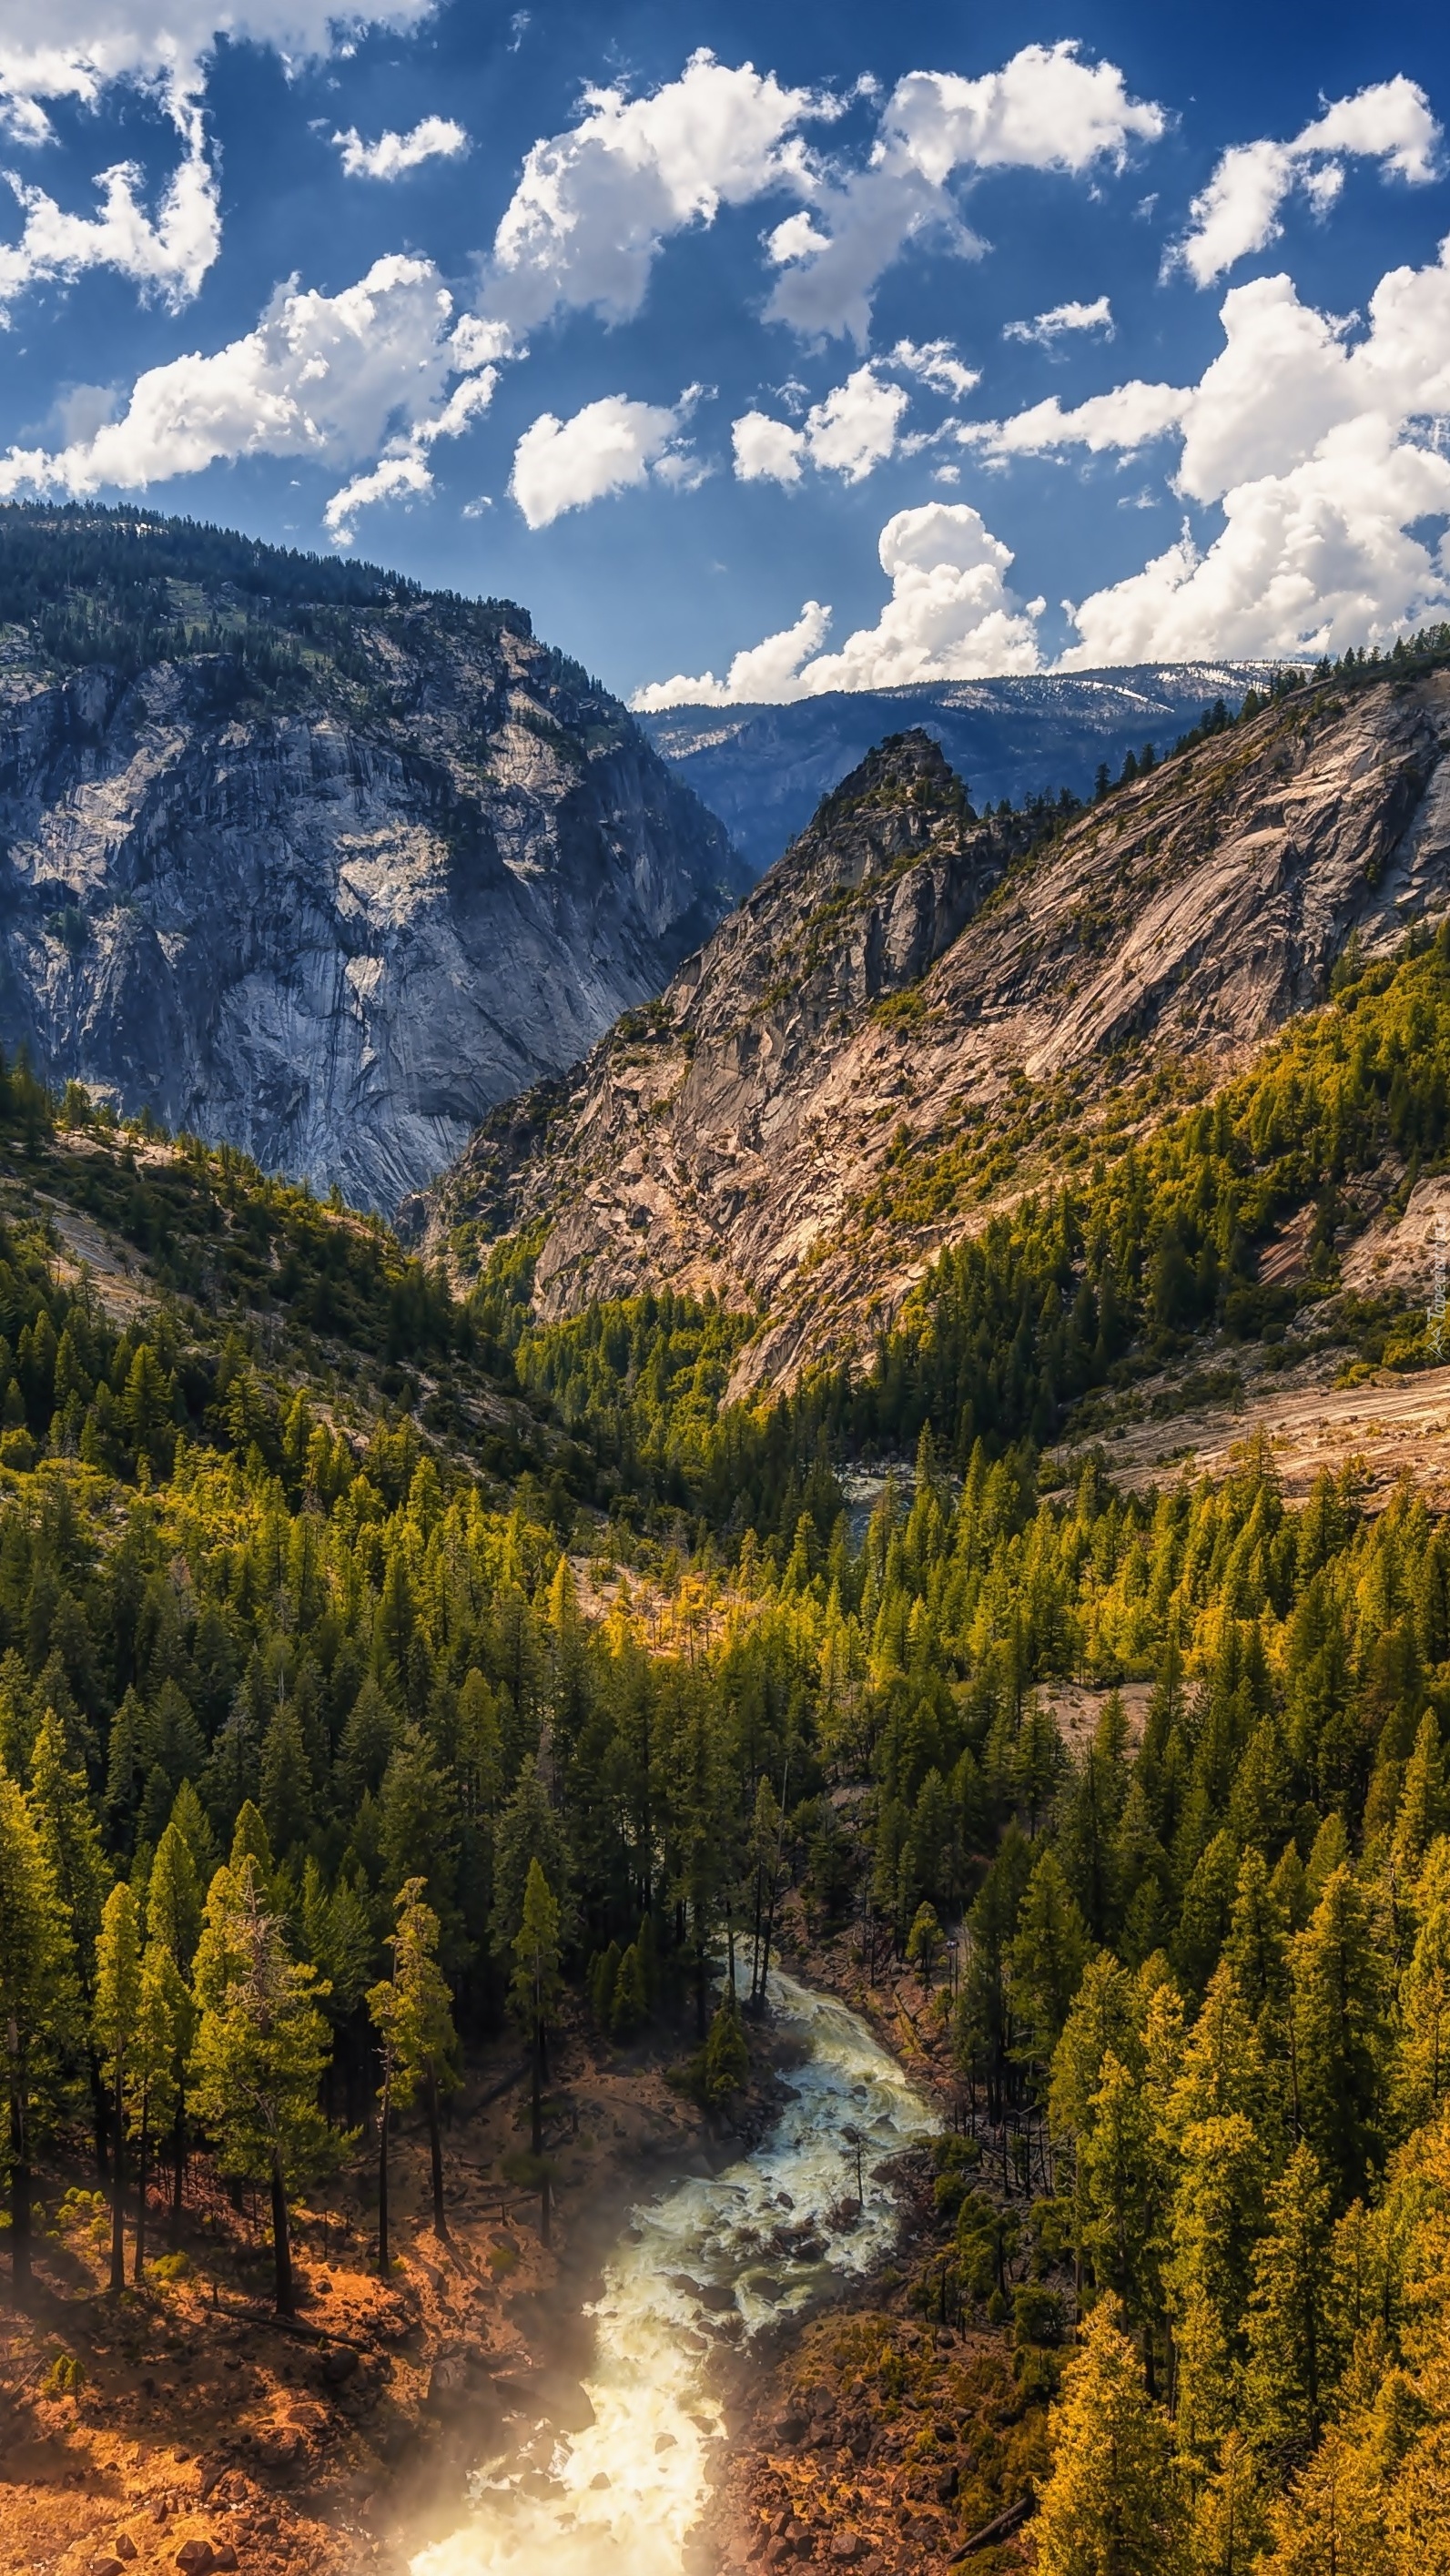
top-left (960, 378), bottom-right (1188, 462)
top-left (0, 5), bottom-right (439, 307)
top-left (0, 4), bottom-right (438, 127)
top-left (333, 115), bottom-right (466, 178)
top-left (510, 389), bottom-right (703, 530)
top-left (732, 410), bottom-right (806, 485)
top-left (733, 362), bottom-right (909, 487)
top-left (767, 41), bottom-right (1163, 342)
top-left (0, 100), bottom-right (218, 313)
top-left (958, 233), bottom-right (1450, 664)
top-left (633, 502), bottom-right (1042, 705)
top-left (0, 252), bottom-right (497, 530)
top-left (1003, 293), bottom-right (1113, 346)
top-left (631, 600), bottom-right (832, 710)
top-left (1173, 75), bottom-right (1440, 287)
top-left (482, 48), bottom-right (813, 335)
top-left (889, 337), bottom-right (980, 398)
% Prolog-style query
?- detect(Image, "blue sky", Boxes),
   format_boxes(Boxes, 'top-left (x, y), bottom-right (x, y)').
top-left (0, 0), bottom-right (1447, 703)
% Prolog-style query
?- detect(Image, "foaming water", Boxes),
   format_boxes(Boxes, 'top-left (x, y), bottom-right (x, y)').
top-left (413, 1972), bottom-right (936, 2576)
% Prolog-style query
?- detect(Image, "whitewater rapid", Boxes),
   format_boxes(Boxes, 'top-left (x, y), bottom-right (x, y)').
top-left (414, 1972), bottom-right (937, 2576)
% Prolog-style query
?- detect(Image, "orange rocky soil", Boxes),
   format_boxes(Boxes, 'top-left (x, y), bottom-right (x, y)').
top-left (0, 2012), bottom-right (737, 2576)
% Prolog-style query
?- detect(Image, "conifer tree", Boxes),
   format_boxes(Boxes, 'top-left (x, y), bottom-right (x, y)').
top-left (1262, 2426), bottom-right (1391, 2576)
top-left (1168, 2112), bottom-right (1266, 2452)
top-left (1010, 1848), bottom-right (1090, 2074)
top-left (367, 1878), bottom-right (458, 2265)
top-left (147, 1820), bottom-right (203, 1974)
top-left (130, 1936), bottom-right (192, 2277)
top-left (1190, 2430), bottom-right (1267, 2576)
top-left (190, 1856), bottom-right (333, 2314)
top-left (0, 1768), bottom-right (75, 2282)
top-left (1033, 2298), bottom-right (1187, 2576)
top-left (510, 1858), bottom-right (562, 2241)
top-left (906, 1900), bottom-right (942, 1991)
top-left (94, 1881), bottom-right (141, 2293)
top-left (1244, 2142), bottom-right (1334, 2462)
top-left (1292, 1863), bottom-right (1389, 2207)
top-left (29, 1706), bottom-right (106, 2162)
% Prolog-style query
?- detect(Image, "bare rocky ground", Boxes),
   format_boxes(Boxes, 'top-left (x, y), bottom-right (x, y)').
top-left (1055, 1351), bottom-right (1450, 1506)
top-left (0, 2013), bottom-right (752, 2576)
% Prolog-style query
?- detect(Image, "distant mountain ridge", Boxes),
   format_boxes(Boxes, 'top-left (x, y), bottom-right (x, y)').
top-left (0, 504), bottom-right (744, 1211)
top-left (636, 664), bottom-right (1280, 877)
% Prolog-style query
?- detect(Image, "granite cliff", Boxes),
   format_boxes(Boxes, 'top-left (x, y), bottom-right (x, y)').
top-left (424, 664), bottom-right (1450, 1390)
top-left (0, 507), bottom-right (743, 1211)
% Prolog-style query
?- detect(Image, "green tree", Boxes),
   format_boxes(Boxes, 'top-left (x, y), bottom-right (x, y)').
top-left (1244, 2142), bottom-right (1334, 2464)
top-left (129, 1937), bottom-right (193, 2277)
top-left (1010, 1847), bottom-right (1090, 2075)
top-left (29, 1706), bottom-right (107, 2165)
top-left (1033, 2297), bottom-right (1187, 2576)
top-left (147, 1820), bottom-right (203, 1973)
top-left (366, 1878), bottom-right (459, 2267)
top-left (0, 1768), bottom-right (76, 2282)
top-left (190, 1857), bottom-right (335, 2314)
top-left (1292, 1863), bottom-right (1389, 2207)
top-left (701, 1992), bottom-right (749, 2106)
top-left (94, 1880), bottom-right (141, 2294)
top-left (906, 1899), bottom-right (943, 1991)
top-left (510, 1858), bottom-right (563, 2242)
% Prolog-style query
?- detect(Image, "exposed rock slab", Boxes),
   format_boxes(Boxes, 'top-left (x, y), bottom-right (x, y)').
top-left (0, 593), bottom-right (741, 1211)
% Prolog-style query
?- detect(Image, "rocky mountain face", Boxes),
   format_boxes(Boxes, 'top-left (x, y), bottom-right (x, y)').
top-left (636, 664), bottom-right (1276, 877)
top-left (425, 669), bottom-right (1450, 1392)
top-left (0, 511), bottom-right (743, 1212)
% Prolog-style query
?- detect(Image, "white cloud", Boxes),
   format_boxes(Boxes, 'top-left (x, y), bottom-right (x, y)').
top-left (732, 409), bottom-right (804, 484)
top-left (794, 502), bottom-right (1043, 687)
top-left (802, 364), bottom-right (908, 481)
top-left (730, 361), bottom-right (908, 489)
top-left (992, 235), bottom-right (1450, 664)
top-left (1064, 421), bottom-right (1450, 664)
top-left (1174, 76), bottom-right (1440, 287)
top-left (0, 99), bottom-right (218, 313)
top-left (325, 360), bottom-right (497, 541)
top-left (0, 4), bottom-right (438, 127)
top-left (482, 47), bottom-right (813, 334)
top-left (333, 115), bottom-right (466, 179)
top-left (631, 599), bottom-right (832, 710)
top-left (0, 5), bottom-right (439, 308)
top-left (889, 337), bottom-right (979, 399)
top-left (633, 501), bottom-right (1042, 705)
top-left (960, 378), bottom-right (1188, 461)
top-left (767, 42), bottom-right (1163, 342)
top-left (1003, 293), bottom-right (1114, 345)
top-left (0, 252), bottom-right (494, 523)
top-left (509, 389), bottom-right (702, 530)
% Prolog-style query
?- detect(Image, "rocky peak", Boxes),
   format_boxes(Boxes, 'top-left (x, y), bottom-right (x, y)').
top-left (423, 665), bottom-right (1450, 1390)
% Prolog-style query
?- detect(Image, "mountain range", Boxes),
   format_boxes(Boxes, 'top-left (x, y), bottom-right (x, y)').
top-left (425, 657), bottom-right (1450, 1394)
top-left (636, 666), bottom-right (1280, 878)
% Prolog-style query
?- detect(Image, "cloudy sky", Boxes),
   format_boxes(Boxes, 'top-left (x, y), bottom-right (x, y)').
top-left (0, 1), bottom-right (1446, 704)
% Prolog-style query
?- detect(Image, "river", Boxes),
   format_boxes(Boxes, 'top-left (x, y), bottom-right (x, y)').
top-left (414, 1971), bottom-right (937, 2576)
